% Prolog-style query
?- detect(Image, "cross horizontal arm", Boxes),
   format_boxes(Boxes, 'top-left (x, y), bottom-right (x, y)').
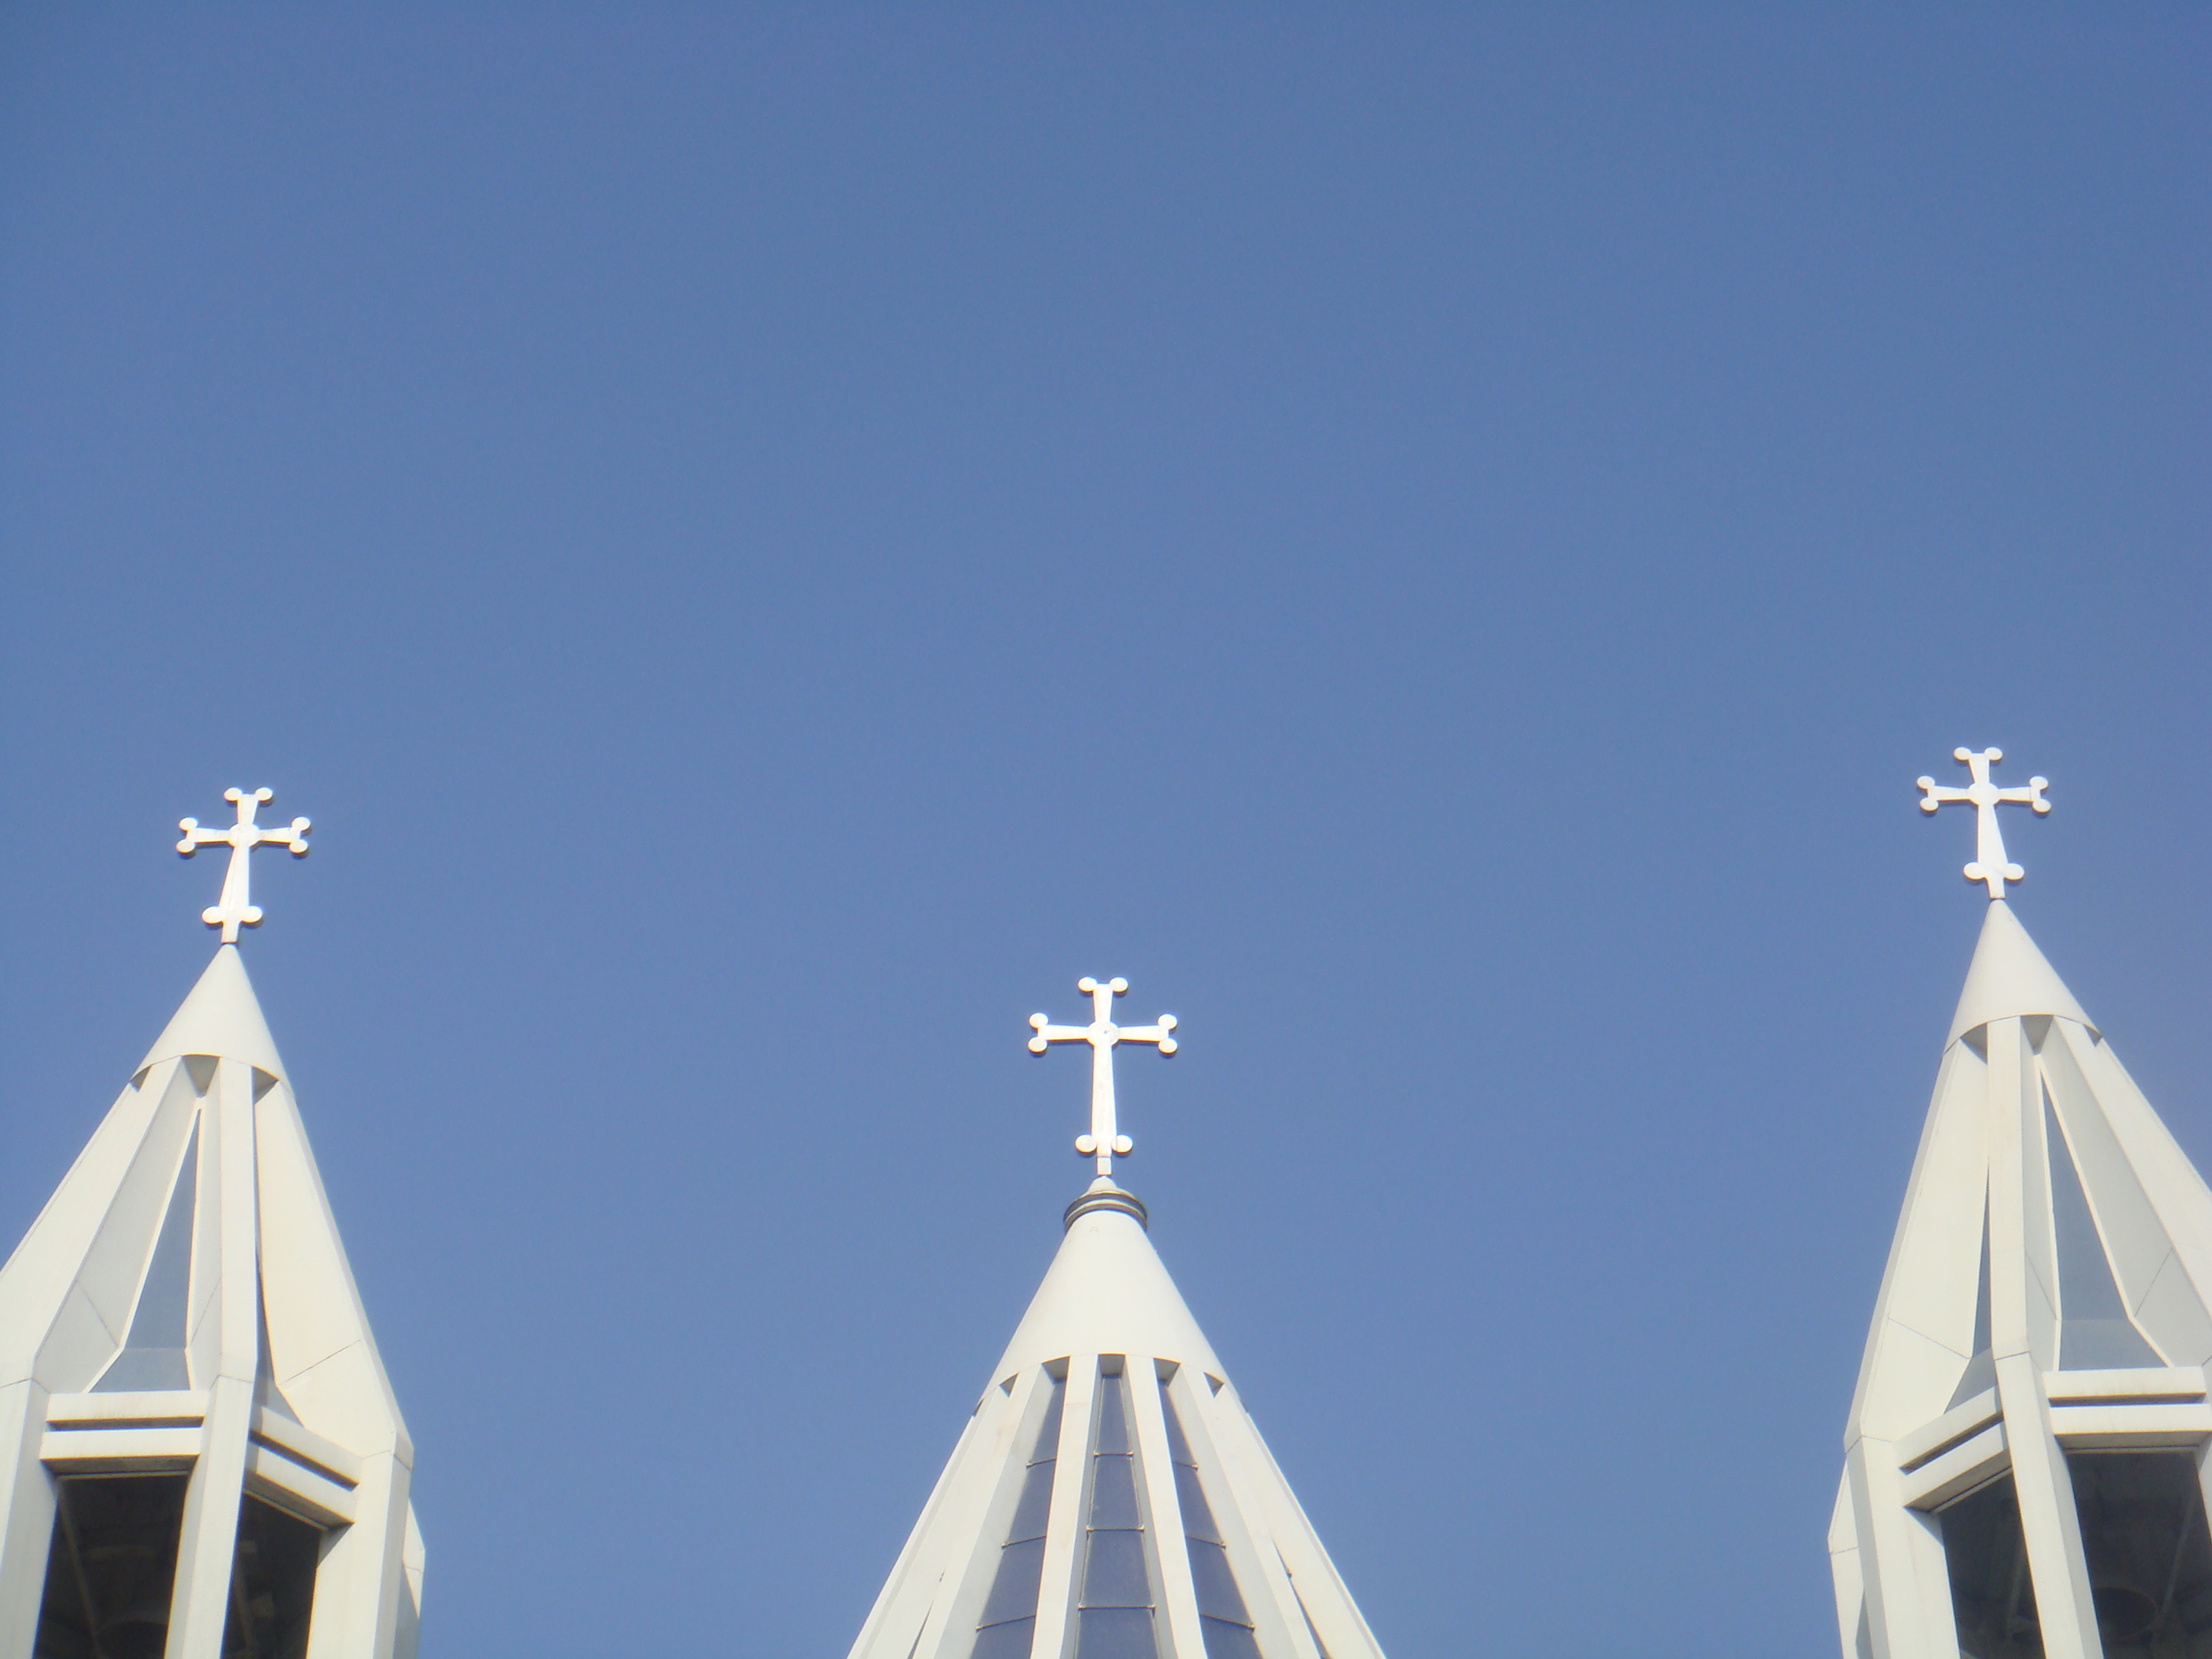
top-left (1112, 1025), bottom-right (1178, 1051)
top-left (1027, 1022), bottom-right (1094, 1052)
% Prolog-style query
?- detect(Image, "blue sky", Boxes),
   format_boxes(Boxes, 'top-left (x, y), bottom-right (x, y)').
top-left (2, 7), bottom-right (2207, 1654)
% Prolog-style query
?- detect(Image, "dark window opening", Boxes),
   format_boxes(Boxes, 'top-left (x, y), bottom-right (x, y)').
top-left (1941, 1454), bottom-right (2212, 1657)
top-left (2067, 1450), bottom-right (2212, 1650)
top-left (221, 1497), bottom-right (323, 1659)
top-left (33, 1473), bottom-right (190, 1659)
top-left (1940, 1474), bottom-right (2039, 1658)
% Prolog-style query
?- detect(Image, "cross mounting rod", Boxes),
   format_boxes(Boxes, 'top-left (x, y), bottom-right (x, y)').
top-left (1917, 747), bottom-right (2049, 900)
top-left (1027, 974), bottom-right (1179, 1179)
top-left (177, 786), bottom-right (311, 943)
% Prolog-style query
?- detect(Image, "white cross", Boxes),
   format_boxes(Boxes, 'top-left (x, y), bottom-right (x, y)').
top-left (1918, 748), bottom-right (2049, 899)
top-left (1028, 977), bottom-right (1178, 1179)
top-left (177, 787), bottom-right (310, 942)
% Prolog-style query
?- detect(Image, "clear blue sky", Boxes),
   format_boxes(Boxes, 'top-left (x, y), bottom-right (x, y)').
top-left (3, 7), bottom-right (2207, 1654)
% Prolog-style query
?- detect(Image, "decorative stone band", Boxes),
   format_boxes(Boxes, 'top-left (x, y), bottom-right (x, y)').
top-left (1064, 1186), bottom-right (1149, 1231)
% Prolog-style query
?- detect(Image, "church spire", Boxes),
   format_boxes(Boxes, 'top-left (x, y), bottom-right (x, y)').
top-left (1832, 754), bottom-right (2212, 1659)
top-left (846, 979), bottom-right (1386, 1659)
top-left (0, 796), bottom-right (424, 1659)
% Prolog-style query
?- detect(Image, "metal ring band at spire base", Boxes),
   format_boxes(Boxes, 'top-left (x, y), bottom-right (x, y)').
top-left (1065, 1186), bottom-right (1148, 1231)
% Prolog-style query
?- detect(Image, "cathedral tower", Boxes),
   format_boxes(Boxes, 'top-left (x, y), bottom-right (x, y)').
top-left (1836, 752), bottom-right (2212, 1658)
top-left (0, 790), bottom-right (422, 1659)
top-left (846, 977), bottom-right (1385, 1659)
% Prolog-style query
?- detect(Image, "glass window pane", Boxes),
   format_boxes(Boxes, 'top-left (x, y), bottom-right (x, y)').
top-left (34, 1473), bottom-right (192, 1659)
top-left (1095, 1372), bottom-right (1132, 1455)
top-left (1089, 1454), bottom-right (1141, 1530)
top-left (1187, 1538), bottom-right (1248, 1623)
top-left (1075, 1605), bottom-right (1157, 1659)
top-left (1008, 1459), bottom-right (1056, 1545)
top-left (1081, 1530), bottom-right (1151, 1608)
top-left (972, 1374), bottom-right (1067, 1648)
top-left (1076, 1366), bottom-right (1154, 1642)
top-left (1160, 1386), bottom-right (1255, 1633)
top-left (2047, 1097), bottom-right (2163, 1369)
top-left (979, 1538), bottom-right (1048, 1629)
top-left (1202, 1616), bottom-right (1265, 1659)
top-left (1173, 1462), bottom-right (1220, 1544)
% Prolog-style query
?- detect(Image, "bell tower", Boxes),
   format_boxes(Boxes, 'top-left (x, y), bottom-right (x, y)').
top-left (0, 791), bottom-right (423, 1659)
top-left (1836, 753), bottom-right (2212, 1657)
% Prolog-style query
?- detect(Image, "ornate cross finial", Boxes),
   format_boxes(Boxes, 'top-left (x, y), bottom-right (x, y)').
top-left (1918, 748), bottom-right (2049, 899)
top-left (1028, 976), bottom-right (1178, 1181)
top-left (177, 787), bottom-right (310, 942)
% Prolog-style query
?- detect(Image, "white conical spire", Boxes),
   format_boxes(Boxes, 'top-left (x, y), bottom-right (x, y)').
top-left (1945, 899), bottom-right (2096, 1046)
top-left (848, 981), bottom-right (1385, 1659)
top-left (0, 944), bottom-right (424, 1659)
top-left (1834, 900), bottom-right (2212, 1659)
top-left (138, 943), bottom-right (290, 1080)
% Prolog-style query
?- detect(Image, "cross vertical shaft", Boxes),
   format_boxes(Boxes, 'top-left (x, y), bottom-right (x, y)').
top-left (1029, 976), bottom-right (1178, 1179)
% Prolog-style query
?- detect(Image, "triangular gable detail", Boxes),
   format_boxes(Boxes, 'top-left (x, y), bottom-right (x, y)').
top-left (92, 1118), bottom-right (199, 1392)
